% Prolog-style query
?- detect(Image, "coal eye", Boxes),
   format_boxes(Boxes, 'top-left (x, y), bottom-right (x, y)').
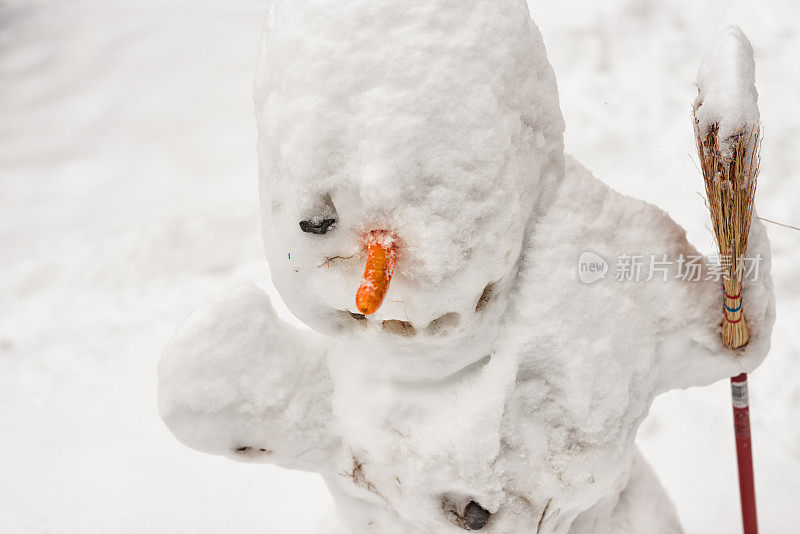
top-left (299, 218), bottom-right (336, 235)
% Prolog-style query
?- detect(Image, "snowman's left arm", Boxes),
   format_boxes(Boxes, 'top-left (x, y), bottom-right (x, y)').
top-left (654, 216), bottom-right (776, 393)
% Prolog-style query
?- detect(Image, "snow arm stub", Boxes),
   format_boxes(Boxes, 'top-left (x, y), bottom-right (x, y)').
top-left (157, 284), bottom-right (337, 472)
top-left (655, 216), bottom-right (775, 393)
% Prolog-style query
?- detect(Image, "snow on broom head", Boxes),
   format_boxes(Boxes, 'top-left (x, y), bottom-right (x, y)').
top-left (693, 26), bottom-right (761, 350)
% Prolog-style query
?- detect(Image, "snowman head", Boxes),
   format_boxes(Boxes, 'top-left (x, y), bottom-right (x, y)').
top-left (255, 0), bottom-right (564, 378)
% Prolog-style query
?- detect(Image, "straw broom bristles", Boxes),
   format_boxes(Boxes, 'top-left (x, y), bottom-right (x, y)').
top-left (693, 115), bottom-right (762, 349)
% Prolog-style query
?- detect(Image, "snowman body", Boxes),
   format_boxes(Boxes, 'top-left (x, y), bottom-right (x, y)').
top-left (158, 2), bottom-right (775, 532)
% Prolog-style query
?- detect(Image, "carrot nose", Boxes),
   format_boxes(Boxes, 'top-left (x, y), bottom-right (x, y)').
top-left (355, 230), bottom-right (397, 315)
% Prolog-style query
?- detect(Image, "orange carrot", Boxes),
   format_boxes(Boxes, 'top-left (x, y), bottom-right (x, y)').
top-left (355, 230), bottom-right (397, 315)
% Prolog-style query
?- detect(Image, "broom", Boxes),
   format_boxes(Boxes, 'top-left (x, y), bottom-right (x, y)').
top-left (693, 26), bottom-right (762, 534)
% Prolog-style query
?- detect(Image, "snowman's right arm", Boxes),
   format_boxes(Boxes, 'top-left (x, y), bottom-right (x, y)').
top-left (158, 285), bottom-right (336, 473)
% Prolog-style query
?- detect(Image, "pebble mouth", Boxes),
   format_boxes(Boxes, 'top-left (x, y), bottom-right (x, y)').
top-left (340, 310), bottom-right (462, 339)
top-left (475, 281), bottom-right (497, 312)
top-left (381, 319), bottom-right (416, 337)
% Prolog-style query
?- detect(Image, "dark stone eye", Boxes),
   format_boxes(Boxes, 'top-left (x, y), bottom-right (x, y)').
top-left (464, 501), bottom-right (491, 530)
top-left (299, 218), bottom-right (336, 235)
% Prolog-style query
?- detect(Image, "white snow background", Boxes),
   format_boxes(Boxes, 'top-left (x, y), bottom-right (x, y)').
top-left (1, 0), bottom-right (798, 531)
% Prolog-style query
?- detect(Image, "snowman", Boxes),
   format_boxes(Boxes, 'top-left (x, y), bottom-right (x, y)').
top-left (158, 2), bottom-right (775, 533)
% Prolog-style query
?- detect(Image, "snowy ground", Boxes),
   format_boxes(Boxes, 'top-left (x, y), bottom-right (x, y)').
top-left (1, 0), bottom-right (798, 532)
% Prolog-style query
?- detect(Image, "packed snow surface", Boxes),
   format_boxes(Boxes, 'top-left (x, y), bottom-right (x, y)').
top-left (2, 1), bottom-right (799, 533)
top-left (693, 26), bottom-right (760, 147)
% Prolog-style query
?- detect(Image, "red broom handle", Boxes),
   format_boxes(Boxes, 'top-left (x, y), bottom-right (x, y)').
top-left (731, 373), bottom-right (758, 534)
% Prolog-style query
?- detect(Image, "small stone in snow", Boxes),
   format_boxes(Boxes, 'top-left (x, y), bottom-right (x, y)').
top-left (299, 218), bottom-right (336, 235)
top-left (464, 501), bottom-right (491, 530)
